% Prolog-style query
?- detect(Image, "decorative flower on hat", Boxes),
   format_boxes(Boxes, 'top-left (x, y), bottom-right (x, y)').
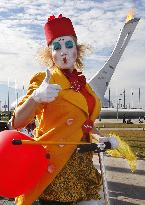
top-left (48, 14), bottom-right (63, 21)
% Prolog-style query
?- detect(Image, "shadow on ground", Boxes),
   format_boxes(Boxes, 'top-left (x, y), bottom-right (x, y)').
top-left (106, 165), bottom-right (145, 176)
top-left (110, 198), bottom-right (138, 205)
top-left (108, 181), bottom-right (145, 200)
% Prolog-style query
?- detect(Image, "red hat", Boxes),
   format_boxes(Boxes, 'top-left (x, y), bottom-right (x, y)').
top-left (44, 14), bottom-right (77, 45)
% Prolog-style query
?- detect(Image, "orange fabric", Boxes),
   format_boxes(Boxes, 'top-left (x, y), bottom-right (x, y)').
top-left (15, 67), bottom-right (101, 205)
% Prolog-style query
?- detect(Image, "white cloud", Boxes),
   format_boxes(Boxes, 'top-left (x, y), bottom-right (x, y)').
top-left (0, 0), bottom-right (145, 108)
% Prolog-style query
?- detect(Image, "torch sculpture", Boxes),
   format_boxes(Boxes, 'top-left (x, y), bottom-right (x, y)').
top-left (89, 12), bottom-right (140, 107)
top-left (89, 12), bottom-right (140, 205)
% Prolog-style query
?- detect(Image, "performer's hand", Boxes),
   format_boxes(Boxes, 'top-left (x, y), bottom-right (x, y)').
top-left (99, 136), bottom-right (119, 149)
top-left (31, 69), bottom-right (61, 103)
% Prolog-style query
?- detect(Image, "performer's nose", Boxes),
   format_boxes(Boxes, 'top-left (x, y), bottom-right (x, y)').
top-left (61, 52), bottom-right (66, 56)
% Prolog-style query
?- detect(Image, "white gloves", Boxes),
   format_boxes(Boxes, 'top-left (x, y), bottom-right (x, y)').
top-left (31, 69), bottom-right (61, 103)
top-left (99, 136), bottom-right (119, 149)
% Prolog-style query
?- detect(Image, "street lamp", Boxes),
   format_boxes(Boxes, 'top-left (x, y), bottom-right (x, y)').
top-left (119, 98), bottom-right (122, 109)
top-left (116, 101), bottom-right (119, 121)
top-left (0, 100), bottom-right (1, 112)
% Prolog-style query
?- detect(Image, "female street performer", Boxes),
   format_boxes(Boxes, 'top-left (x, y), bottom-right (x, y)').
top-left (12, 14), bottom-right (117, 205)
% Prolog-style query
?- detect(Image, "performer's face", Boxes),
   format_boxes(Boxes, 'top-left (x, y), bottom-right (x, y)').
top-left (51, 36), bottom-right (77, 70)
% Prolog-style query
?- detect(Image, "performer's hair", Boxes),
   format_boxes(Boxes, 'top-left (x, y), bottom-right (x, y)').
top-left (37, 36), bottom-right (91, 71)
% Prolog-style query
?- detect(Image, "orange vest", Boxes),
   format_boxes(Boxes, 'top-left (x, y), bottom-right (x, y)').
top-left (15, 67), bottom-right (101, 205)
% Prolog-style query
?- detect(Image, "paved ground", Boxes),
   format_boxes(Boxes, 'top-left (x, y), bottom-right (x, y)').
top-left (0, 156), bottom-right (145, 205)
top-left (93, 155), bottom-right (145, 205)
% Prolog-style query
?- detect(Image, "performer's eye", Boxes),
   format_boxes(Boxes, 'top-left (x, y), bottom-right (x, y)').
top-left (65, 40), bottom-right (74, 49)
top-left (52, 42), bottom-right (61, 50)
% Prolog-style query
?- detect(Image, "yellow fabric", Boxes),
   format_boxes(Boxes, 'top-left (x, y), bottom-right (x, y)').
top-left (106, 134), bottom-right (137, 172)
top-left (15, 67), bottom-right (101, 205)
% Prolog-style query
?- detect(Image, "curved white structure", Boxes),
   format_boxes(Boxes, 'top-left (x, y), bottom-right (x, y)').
top-left (89, 18), bottom-right (140, 107)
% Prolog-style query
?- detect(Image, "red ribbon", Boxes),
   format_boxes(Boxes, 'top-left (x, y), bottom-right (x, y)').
top-left (62, 69), bottom-right (86, 91)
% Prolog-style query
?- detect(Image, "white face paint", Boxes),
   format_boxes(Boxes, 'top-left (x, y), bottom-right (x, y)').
top-left (51, 36), bottom-right (77, 70)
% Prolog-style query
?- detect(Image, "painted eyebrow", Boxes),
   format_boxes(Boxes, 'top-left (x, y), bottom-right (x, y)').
top-left (58, 38), bottom-right (65, 41)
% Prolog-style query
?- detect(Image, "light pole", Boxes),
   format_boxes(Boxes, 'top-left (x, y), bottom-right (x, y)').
top-left (119, 98), bottom-right (122, 109)
top-left (0, 100), bottom-right (1, 112)
top-left (131, 90), bottom-right (134, 108)
top-left (123, 89), bottom-right (126, 109)
top-left (139, 88), bottom-right (141, 108)
top-left (116, 101), bottom-right (119, 121)
top-left (108, 87), bottom-right (111, 108)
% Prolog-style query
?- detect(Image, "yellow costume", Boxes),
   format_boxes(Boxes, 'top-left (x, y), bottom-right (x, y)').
top-left (15, 67), bottom-right (102, 205)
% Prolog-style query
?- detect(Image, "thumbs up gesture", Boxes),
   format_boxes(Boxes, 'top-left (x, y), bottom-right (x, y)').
top-left (31, 69), bottom-right (61, 103)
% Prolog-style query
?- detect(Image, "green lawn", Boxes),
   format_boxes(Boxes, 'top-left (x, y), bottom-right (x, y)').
top-left (95, 123), bottom-right (145, 158)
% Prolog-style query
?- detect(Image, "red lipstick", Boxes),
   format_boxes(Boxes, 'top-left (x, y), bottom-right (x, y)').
top-left (63, 57), bottom-right (67, 64)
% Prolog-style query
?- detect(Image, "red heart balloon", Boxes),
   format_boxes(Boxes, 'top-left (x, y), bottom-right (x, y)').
top-left (0, 130), bottom-right (49, 198)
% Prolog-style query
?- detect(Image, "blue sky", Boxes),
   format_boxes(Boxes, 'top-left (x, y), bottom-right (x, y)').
top-left (0, 0), bottom-right (145, 108)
